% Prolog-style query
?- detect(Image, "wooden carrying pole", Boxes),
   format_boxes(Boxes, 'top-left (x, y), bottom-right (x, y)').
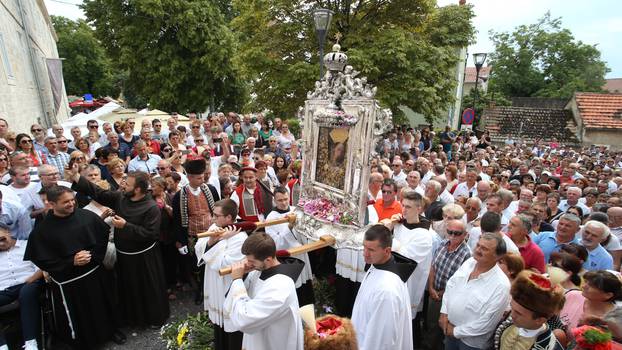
top-left (218, 235), bottom-right (336, 276)
top-left (196, 214), bottom-right (297, 238)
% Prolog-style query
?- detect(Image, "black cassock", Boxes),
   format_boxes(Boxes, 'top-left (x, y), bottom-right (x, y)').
top-left (72, 176), bottom-right (170, 327)
top-left (24, 209), bottom-right (118, 348)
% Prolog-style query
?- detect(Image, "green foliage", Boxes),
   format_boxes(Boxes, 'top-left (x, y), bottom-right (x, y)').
top-left (231, 0), bottom-right (475, 123)
top-left (52, 16), bottom-right (118, 97)
top-left (160, 312), bottom-right (214, 350)
top-left (81, 0), bottom-right (247, 113)
top-left (313, 276), bottom-right (336, 316)
top-left (488, 12), bottom-right (609, 99)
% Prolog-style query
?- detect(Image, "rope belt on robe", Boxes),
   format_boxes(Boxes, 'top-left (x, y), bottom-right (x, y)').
top-left (116, 242), bottom-right (157, 255)
top-left (49, 265), bottom-right (100, 339)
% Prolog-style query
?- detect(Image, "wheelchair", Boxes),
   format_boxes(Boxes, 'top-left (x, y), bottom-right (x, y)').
top-left (0, 282), bottom-right (56, 350)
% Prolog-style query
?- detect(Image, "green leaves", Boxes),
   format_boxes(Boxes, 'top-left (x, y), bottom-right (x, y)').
top-left (488, 12), bottom-right (609, 100)
top-left (232, 0), bottom-right (475, 122)
top-left (81, 0), bottom-right (247, 112)
top-left (52, 16), bottom-right (119, 97)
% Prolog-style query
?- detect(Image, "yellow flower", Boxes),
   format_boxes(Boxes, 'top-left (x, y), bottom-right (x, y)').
top-left (176, 324), bottom-right (188, 347)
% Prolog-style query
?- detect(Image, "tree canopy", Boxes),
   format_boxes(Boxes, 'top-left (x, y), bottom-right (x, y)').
top-left (81, 0), bottom-right (247, 113)
top-left (231, 0), bottom-right (475, 122)
top-left (488, 13), bottom-right (609, 99)
top-left (52, 16), bottom-right (118, 97)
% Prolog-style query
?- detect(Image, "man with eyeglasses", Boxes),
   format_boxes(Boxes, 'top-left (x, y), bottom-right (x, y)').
top-left (151, 119), bottom-right (167, 143)
top-left (28, 124), bottom-right (47, 155)
top-left (98, 122), bottom-right (113, 146)
top-left (391, 159), bottom-right (407, 186)
top-left (464, 197), bottom-right (482, 232)
top-left (425, 219), bottom-right (470, 350)
top-left (44, 136), bottom-right (70, 176)
top-left (373, 179), bottom-right (403, 221)
top-left (56, 136), bottom-right (75, 154)
top-left (138, 128), bottom-right (160, 155)
top-left (187, 120), bottom-right (204, 148)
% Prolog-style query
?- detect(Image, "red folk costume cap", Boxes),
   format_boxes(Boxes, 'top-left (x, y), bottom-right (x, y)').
top-left (240, 166), bottom-right (257, 173)
top-left (511, 270), bottom-right (565, 318)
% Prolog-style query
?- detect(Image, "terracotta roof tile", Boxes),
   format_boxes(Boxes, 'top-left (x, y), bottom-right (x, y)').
top-left (575, 92), bottom-right (622, 129)
top-left (464, 66), bottom-right (491, 83)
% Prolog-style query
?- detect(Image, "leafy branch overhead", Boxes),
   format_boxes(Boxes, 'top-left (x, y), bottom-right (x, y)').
top-left (487, 12), bottom-right (609, 100)
top-left (81, 0), bottom-right (247, 113)
top-left (232, 0), bottom-right (475, 121)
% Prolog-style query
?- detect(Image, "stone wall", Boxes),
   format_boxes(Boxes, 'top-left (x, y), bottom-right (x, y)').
top-left (0, 0), bottom-right (69, 132)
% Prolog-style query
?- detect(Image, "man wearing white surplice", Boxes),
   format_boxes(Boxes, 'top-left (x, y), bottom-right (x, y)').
top-left (382, 190), bottom-right (434, 347)
top-left (352, 224), bottom-right (417, 350)
top-left (194, 199), bottom-right (246, 350)
top-left (265, 187), bottom-right (314, 306)
top-left (225, 232), bottom-right (304, 350)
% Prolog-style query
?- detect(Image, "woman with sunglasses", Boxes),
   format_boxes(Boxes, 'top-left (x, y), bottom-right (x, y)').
top-left (0, 153), bottom-right (9, 179)
top-left (15, 133), bottom-right (46, 166)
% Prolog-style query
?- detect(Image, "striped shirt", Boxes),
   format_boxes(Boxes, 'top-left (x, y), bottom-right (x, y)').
top-left (46, 151), bottom-right (70, 176)
top-left (432, 240), bottom-right (471, 291)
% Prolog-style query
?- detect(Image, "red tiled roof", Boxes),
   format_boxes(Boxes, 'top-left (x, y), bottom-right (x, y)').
top-left (575, 92), bottom-right (622, 129)
top-left (603, 78), bottom-right (622, 93)
top-left (464, 66), bottom-right (491, 83)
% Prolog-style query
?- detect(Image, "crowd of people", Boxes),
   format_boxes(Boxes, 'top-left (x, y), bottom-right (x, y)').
top-left (0, 111), bottom-right (621, 350)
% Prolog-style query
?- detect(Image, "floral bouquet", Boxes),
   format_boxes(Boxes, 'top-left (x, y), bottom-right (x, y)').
top-left (572, 325), bottom-right (613, 350)
top-left (313, 109), bottom-right (358, 128)
top-left (160, 312), bottom-right (214, 350)
top-left (299, 197), bottom-right (356, 225)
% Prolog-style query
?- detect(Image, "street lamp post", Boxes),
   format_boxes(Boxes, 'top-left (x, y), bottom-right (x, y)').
top-left (472, 52), bottom-right (487, 130)
top-left (313, 8), bottom-right (334, 80)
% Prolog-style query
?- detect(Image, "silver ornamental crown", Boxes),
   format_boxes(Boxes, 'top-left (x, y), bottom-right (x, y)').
top-left (323, 43), bottom-right (348, 72)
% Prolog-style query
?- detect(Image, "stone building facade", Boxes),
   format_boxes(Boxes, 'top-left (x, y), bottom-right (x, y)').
top-left (0, 0), bottom-right (69, 131)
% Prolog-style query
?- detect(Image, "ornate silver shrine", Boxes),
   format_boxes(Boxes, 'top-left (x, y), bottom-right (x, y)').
top-left (294, 42), bottom-right (393, 249)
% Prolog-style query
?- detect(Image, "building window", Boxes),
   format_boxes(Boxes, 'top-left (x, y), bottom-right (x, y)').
top-left (0, 33), bottom-right (15, 82)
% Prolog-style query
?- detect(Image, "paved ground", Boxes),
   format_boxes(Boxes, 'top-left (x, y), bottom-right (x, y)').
top-left (102, 289), bottom-right (202, 350)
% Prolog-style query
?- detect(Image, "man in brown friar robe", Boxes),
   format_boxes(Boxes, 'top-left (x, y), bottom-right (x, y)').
top-left (230, 167), bottom-right (273, 222)
top-left (172, 158), bottom-right (220, 304)
top-left (67, 165), bottom-right (169, 327)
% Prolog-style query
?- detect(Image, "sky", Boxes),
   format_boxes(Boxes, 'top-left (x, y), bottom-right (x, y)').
top-left (45, 0), bottom-right (621, 78)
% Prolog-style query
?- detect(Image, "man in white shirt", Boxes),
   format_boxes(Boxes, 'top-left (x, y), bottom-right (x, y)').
top-left (406, 170), bottom-right (425, 195)
top-left (0, 226), bottom-right (43, 350)
top-left (7, 166), bottom-right (40, 217)
top-left (559, 186), bottom-right (590, 214)
top-left (383, 191), bottom-right (434, 347)
top-left (127, 141), bottom-right (162, 175)
top-left (440, 233), bottom-right (511, 349)
top-left (391, 159), bottom-right (407, 186)
top-left (453, 169), bottom-right (478, 200)
top-left (418, 158), bottom-right (434, 186)
top-left (468, 211), bottom-right (519, 254)
top-left (352, 225), bottom-right (416, 350)
top-left (225, 233), bottom-right (304, 350)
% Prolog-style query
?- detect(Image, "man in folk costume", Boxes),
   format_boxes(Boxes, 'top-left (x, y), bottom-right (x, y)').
top-left (493, 270), bottom-right (565, 350)
top-left (194, 199), bottom-right (245, 350)
top-left (172, 158), bottom-right (219, 304)
top-left (265, 186), bottom-right (314, 306)
top-left (351, 224), bottom-right (417, 350)
top-left (381, 190), bottom-right (434, 347)
top-left (286, 159), bottom-right (302, 206)
top-left (231, 166), bottom-right (273, 222)
top-left (24, 185), bottom-right (126, 348)
top-left (225, 232), bottom-right (305, 350)
top-left (67, 165), bottom-right (169, 327)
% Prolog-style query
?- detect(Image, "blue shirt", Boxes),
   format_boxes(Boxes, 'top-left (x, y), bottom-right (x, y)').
top-left (0, 201), bottom-right (33, 240)
top-left (533, 231), bottom-right (579, 263)
top-left (581, 243), bottom-right (613, 271)
top-left (104, 143), bottom-right (131, 161)
top-left (127, 154), bottom-right (161, 175)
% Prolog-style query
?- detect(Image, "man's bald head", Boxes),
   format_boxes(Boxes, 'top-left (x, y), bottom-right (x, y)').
top-left (607, 207), bottom-right (622, 228)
